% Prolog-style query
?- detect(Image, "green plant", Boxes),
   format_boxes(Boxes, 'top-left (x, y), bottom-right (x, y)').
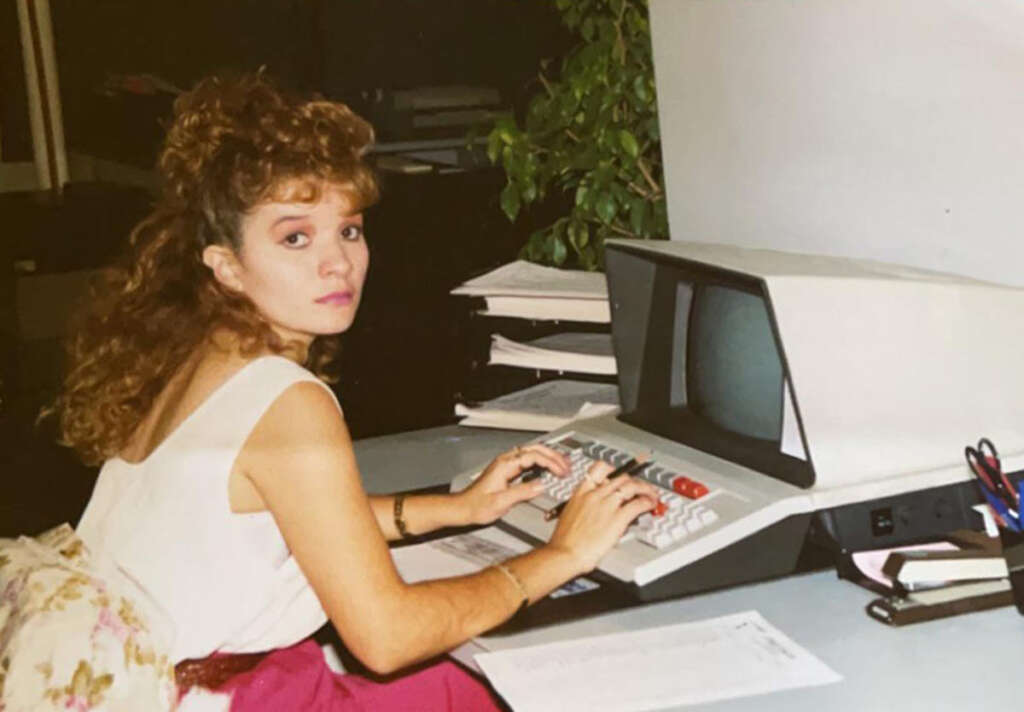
top-left (488, 0), bottom-right (667, 271)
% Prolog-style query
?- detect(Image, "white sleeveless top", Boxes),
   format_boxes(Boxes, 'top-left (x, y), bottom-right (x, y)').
top-left (77, 356), bottom-right (336, 663)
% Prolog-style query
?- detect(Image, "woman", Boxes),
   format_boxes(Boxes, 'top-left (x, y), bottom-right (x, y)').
top-left (56, 73), bottom-right (658, 709)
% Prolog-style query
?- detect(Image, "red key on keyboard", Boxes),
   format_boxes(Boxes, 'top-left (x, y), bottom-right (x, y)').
top-left (688, 481), bottom-right (709, 498)
top-left (672, 477), bottom-right (709, 499)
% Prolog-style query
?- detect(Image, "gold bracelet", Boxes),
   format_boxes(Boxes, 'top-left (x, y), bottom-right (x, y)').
top-left (494, 562), bottom-right (530, 615)
top-left (393, 493), bottom-right (410, 539)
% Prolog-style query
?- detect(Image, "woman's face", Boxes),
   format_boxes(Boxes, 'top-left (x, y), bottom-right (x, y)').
top-left (205, 185), bottom-right (369, 345)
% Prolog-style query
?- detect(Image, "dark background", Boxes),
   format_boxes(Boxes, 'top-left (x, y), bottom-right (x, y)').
top-left (0, 0), bottom-right (574, 536)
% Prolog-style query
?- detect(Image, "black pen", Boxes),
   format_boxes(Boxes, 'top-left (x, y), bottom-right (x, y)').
top-left (543, 457), bottom-right (648, 521)
top-left (516, 464), bottom-right (546, 484)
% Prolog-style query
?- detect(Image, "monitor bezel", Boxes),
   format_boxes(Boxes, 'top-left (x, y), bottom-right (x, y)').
top-left (610, 244), bottom-right (816, 488)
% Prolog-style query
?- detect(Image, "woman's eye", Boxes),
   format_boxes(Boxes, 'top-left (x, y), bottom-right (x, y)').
top-left (341, 225), bottom-right (363, 241)
top-left (282, 232), bottom-right (309, 247)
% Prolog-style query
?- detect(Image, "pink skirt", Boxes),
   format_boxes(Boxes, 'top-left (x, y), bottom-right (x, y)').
top-left (215, 639), bottom-right (505, 712)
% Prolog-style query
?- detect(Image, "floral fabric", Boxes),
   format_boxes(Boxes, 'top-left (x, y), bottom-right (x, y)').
top-left (0, 524), bottom-right (176, 711)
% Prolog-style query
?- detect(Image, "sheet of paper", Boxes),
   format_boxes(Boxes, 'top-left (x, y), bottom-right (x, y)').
top-left (973, 503), bottom-right (999, 537)
top-left (457, 407), bottom-right (618, 432)
top-left (391, 527), bottom-right (600, 595)
top-left (522, 332), bottom-right (615, 358)
top-left (455, 379), bottom-right (620, 432)
top-left (391, 527), bottom-right (529, 583)
top-left (475, 610), bottom-right (841, 712)
top-left (850, 542), bottom-right (958, 589)
top-left (480, 295), bottom-right (611, 323)
top-left (490, 333), bottom-right (617, 374)
top-left (457, 412), bottom-right (571, 432)
top-left (457, 379), bottom-right (619, 418)
top-left (451, 260), bottom-right (608, 299)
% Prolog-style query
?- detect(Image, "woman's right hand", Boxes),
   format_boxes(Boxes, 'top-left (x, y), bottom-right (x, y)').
top-left (546, 461), bottom-right (660, 575)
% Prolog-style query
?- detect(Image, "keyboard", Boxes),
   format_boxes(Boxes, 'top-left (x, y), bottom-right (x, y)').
top-left (531, 435), bottom-right (726, 551)
top-left (451, 415), bottom-right (812, 586)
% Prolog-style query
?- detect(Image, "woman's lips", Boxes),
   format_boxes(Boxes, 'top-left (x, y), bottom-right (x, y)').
top-left (315, 291), bottom-right (354, 306)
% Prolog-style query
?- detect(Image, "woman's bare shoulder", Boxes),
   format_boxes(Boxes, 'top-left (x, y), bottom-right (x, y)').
top-left (238, 380), bottom-right (353, 480)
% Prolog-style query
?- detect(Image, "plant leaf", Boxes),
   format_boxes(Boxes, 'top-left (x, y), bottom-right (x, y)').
top-left (500, 183), bottom-right (521, 222)
top-left (619, 130), bottom-right (640, 159)
top-left (575, 184), bottom-right (589, 207)
top-left (629, 196), bottom-right (646, 235)
top-left (568, 219), bottom-right (589, 250)
top-left (552, 236), bottom-right (568, 265)
top-left (595, 191), bottom-right (617, 223)
top-left (487, 130), bottom-right (502, 164)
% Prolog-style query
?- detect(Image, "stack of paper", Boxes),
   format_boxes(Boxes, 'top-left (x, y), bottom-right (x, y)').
top-left (882, 548), bottom-right (1007, 587)
top-left (455, 380), bottom-right (620, 432)
top-left (474, 611), bottom-right (841, 712)
top-left (850, 531), bottom-right (1014, 625)
top-left (451, 260), bottom-right (610, 323)
top-left (390, 530), bottom-right (841, 711)
top-left (489, 333), bottom-right (616, 375)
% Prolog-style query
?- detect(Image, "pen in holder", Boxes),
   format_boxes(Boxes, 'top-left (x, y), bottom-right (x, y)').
top-left (965, 437), bottom-right (1024, 614)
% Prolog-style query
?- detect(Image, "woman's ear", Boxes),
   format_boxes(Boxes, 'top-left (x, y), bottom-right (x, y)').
top-left (202, 245), bottom-right (245, 292)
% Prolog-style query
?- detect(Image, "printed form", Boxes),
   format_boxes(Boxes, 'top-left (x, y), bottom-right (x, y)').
top-left (475, 610), bottom-right (841, 712)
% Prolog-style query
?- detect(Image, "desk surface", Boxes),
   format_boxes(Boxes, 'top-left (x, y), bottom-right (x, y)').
top-left (354, 424), bottom-right (526, 494)
top-left (356, 426), bottom-right (1021, 711)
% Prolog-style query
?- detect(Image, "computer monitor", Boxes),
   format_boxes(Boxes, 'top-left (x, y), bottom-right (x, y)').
top-left (609, 244), bottom-right (813, 489)
top-left (606, 239), bottom-right (1024, 507)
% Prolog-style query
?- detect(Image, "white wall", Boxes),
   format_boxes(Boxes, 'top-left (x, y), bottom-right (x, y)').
top-left (650, 0), bottom-right (1024, 286)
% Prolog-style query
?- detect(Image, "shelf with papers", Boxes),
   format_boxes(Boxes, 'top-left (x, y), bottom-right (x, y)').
top-left (451, 260), bottom-right (617, 433)
top-left (488, 332), bottom-right (615, 376)
top-left (452, 259), bottom-right (610, 323)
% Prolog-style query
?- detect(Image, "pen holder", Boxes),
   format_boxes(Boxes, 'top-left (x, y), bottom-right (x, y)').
top-left (999, 528), bottom-right (1024, 615)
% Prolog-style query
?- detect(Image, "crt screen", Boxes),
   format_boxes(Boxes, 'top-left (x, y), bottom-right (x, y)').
top-left (688, 285), bottom-right (783, 442)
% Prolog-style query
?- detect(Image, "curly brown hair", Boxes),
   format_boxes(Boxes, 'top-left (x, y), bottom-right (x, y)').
top-left (54, 72), bottom-right (379, 465)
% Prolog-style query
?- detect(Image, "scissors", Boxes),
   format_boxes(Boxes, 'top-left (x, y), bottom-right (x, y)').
top-left (965, 437), bottom-right (1020, 529)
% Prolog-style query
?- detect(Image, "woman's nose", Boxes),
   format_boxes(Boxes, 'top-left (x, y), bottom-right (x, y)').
top-left (319, 242), bottom-right (353, 278)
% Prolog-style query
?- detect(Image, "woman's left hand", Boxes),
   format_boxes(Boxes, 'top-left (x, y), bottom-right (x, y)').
top-left (455, 444), bottom-right (571, 526)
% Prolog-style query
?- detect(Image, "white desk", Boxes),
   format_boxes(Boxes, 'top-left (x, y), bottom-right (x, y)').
top-left (354, 424), bottom-right (526, 494)
top-left (357, 426), bottom-right (1023, 711)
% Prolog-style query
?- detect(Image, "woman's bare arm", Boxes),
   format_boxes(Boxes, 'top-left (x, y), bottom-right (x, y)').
top-left (365, 444), bottom-right (571, 540)
top-left (238, 382), bottom-right (655, 674)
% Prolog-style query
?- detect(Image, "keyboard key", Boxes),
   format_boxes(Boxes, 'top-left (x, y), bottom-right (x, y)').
top-left (688, 480), bottom-right (710, 498)
top-left (609, 451), bottom-right (631, 466)
top-left (559, 437), bottom-right (584, 451)
top-left (672, 477), bottom-right (710, 499)
top-left (652, 531), bottom-right (675, 548)
top-left (628, 461), bottom-right (652, 477)
top-left (635, 513), bottom-right (655, 532)
top-left (663, 493), bottom-right (684, 510)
